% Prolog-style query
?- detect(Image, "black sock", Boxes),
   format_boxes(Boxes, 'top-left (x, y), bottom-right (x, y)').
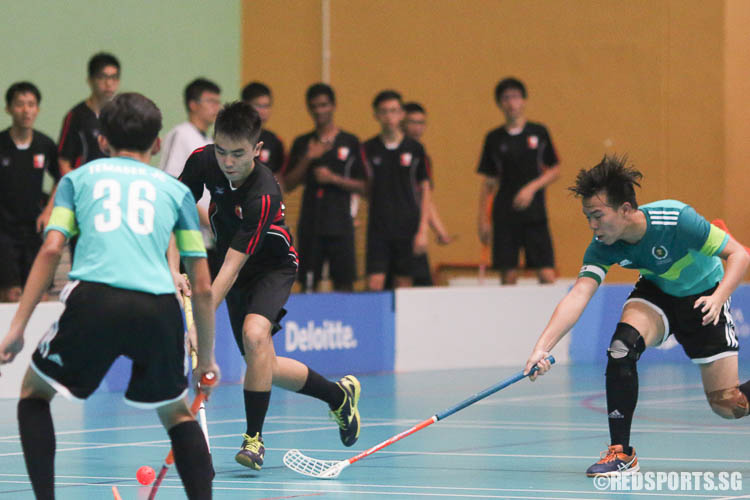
top-left (169, 421), bottom-right (212, 500)
top-left (243, 390), bottom-right (271, 437)
top-left (18, 398), bottom-right (55, 500)
top-left (297, 368), bottom-right (344, 409)
top-left (606, 359), bottom-right (638, 455)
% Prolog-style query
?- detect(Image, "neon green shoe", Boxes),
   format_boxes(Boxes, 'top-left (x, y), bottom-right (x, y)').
top-left (235, 432), bottom-right (264, 470)
top-left (329, 375), bottom-right (361, 447)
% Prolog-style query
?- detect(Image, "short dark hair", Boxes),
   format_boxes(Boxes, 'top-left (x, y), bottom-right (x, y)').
top-left (5, 81), bottom-right (41, 107)
top-left (88, 52), bottom-right (120, 78)
top-left (184, 78), bottom-right (221, 112)
top-left (241, 81), bottom-right (271, 102)
top-left (494, 77), bottom-right (526, 102)
top-left (569, 154), bottom-right (643, 209)
top-left (372, 89), bottom-right (402, 110)
top-left (306, 83), bottom-right (335, 105)
top-left (403, 101), bottom-right (425, 114)
top-left (214, 101), bottom-right (262, 145)
top-left (99, 93), bottom-right (162, 152)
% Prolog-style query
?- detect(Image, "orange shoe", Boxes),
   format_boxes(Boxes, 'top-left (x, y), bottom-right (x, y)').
top-left (585, 444), bottom-right (639, 476)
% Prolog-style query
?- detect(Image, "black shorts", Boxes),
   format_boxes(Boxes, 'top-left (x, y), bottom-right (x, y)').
top-left (411, 252), bottom-right (433, 286)
top-left (366, 232), bottom-right (413, 277)
top-left (31, 281), bottom-right (188, 407)
top-left (626, 278), bottom-right (739, 363)
top-left (297, 231), bottom-right (356, 288)
top-left (225, 266), bottom-right (296, 355)
top-left (492, 220), bottom-right (554, 270)
top-left (0, 230), bottom-right (41, 288)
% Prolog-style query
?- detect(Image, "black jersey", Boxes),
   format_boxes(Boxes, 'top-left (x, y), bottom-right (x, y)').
top-left (180, 145), bottom-right (298, 278)
top-left (0, 129), bottom-right (57, 234)
top-left (362, 135), bottom-right (429, 238)
top-left (476, 121), bottom-right (558, 224)
top-left (258, 129), bottom-right (285, 174)
top-left (289, 130), bottom-right (365, 236)
top-left (57, 101), bottom-right (107, 172)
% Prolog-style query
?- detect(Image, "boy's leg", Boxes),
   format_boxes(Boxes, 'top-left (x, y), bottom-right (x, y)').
top-left (18, 367), bottom-right (57, 500)
top-left (701, 354), bottom-right (748, 419)
top-left (157, 400), bottom-right (212, 500)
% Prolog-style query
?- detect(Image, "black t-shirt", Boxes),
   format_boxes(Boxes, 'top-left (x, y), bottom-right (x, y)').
top-left (288, 130), bottom-right (366, 236)
top-left (57, 101), bottom-right (107, 173)
top-left (258, 129), bottom-right (285, 174)
top-left (476, 121), bottom-right (558, 224)
top-left (0, 129), bottom-right (57, 234)
top-left (180, 145), bottom-right (297, 278)
top-left (362, 135), bottom-right (429, 238)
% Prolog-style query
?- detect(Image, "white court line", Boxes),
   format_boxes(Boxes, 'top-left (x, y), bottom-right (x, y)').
top-left (0, 478), bottom-right (728, 499)
top-left (480, 384), bottom-right (704, 404)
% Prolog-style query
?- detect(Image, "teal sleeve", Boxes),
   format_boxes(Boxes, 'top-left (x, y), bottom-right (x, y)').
top-left (175, 189), bottom-right (206, 257)
top-left (676, 206), bottom-right (712, 251)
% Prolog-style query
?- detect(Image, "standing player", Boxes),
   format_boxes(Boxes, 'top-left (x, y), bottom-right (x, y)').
top-left (401, 101), bottom-right (452, 286)
top-left (0, 82), bottom-right (57, 302)
top-left (283, 83), bottom-right (366, 292)
top-left (161, 78), bottom-right (222, 275)
top-left (241, 82), bottom-right (285, 178)
top-left (477, 77), bottom-right (560, 285)
top-left (38, 53), bottom-right (121, 231)
top-left (362, 90), bottom-right (431, 290)
top-left (179, 101), bottom-right (360, 471)
top-left (0, 93), bottom-right (219, 499)
top-left (525, 155), bottom-right (750, 476)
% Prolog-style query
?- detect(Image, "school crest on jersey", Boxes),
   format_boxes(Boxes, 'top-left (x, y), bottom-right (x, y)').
top-left (527, 135), bottom-right (539, 149)
top-left (259, 148), bottom-right (270, 163)
top-left (33, 154), bottom-right (45, 169)
top-left (652, 245), bottom-right (668, 260)
top-left (337, 146), bottom-right (349, 161)
top-left (234, 205), bottom-right (243, 219)
top-left (400, 152), bottom-right (412, 167)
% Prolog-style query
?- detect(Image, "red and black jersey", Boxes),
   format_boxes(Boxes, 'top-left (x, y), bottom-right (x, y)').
top-left (0, 129), bottom-right (57, 234)
top-left (57, 101), bottom-right (107, 173)
top-left (180, 145), bottom-right (298, 277)
top-left (288, 130), bottom-right (366, 236)
top-left (362, 135), bottom-right (429, 238)
top-left (258, 129), bottom-right (285, 174)
top-left (476, 121), bottom-right (558, 224)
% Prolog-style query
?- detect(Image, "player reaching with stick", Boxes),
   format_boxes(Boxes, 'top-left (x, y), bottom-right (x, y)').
top-left (525, 155), bottom-right (750, 476)
top-left (178, 101), bottom-right (361, 471)
top-left (0, 93), bottom-right (219, 499)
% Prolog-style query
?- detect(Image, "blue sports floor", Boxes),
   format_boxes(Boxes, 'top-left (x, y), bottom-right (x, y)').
top-left (1, 363), bottom-right (749, 499)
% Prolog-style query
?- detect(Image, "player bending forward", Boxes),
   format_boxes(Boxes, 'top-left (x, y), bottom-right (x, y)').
top-left (0, 93), bottom-right (219, 499)
top-left (524, 155), bottom-right (750, 476)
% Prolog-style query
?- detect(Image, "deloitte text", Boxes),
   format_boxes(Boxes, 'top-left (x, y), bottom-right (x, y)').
top-left (285, 321), bottom-right (358, 352)
top-left (593, 471), bottom-right (742, 492)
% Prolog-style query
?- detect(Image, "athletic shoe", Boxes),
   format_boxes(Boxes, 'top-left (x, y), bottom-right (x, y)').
top-left (235, 432), bottom-right (264, 470)
top-left (586, 444), bottom-right (639, 476)
top-left (329, 375), bottom-right (361, 447)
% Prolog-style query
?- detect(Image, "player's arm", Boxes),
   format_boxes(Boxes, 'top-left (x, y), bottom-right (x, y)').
top-left (697, 236), bottom-right (750, 325)
top-left (314, 166), bottom-right (366, 194)
top-left (513, 164), bottom-right (560, 211)
top-left (524, 276), bottom-right (600, 380)
top-left (211, 248), bottom-right (249, 309)
top-left (282, 138), bottom-right (320, 191)
top-left (478, 175), bottom-right (498, 245)
top-left (183, 256), bottom-right (220, 393)
top-left (414, 179), bottom-right (432, 255)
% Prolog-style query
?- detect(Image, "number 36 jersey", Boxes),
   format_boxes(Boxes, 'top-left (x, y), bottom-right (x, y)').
top-left (46, 157), bottom-right (206, 294)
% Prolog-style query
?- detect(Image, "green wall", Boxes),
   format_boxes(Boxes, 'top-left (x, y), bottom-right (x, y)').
top-left (0, 0), bottom-right (241, 167)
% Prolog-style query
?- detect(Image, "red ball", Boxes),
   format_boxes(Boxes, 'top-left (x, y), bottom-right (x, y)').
top-left (136, 465), bottom-right (155, 486)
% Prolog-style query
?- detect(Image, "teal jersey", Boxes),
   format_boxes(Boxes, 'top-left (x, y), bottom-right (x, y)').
top-left (578, 200), bottom-right (728, 297)
top-left (45, 157), bottom-right (206, 294)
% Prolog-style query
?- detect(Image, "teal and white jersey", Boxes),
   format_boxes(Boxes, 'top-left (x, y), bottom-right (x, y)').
top-left (578, 200), bottom-right (728, 297)
top-left (45, 157), bottom-right (206, 294)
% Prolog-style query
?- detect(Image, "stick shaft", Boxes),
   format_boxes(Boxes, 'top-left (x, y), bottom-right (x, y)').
top-left (347, 356), bottom-right (554, 466)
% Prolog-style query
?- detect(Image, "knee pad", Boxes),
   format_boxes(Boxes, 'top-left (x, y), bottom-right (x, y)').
top-left (606, 323), bottom-right (646, 377)
top-left (707, 387), bottom-right (750, 419)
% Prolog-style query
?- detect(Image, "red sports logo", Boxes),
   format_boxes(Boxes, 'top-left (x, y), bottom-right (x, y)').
top-left (234, 205), bottom-right (243, 219)
top-left (33, 154), bottom-right (45, 169)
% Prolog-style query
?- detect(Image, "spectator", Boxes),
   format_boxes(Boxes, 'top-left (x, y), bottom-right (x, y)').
top-left (0, 82), bottom-right (57, 302)
top-left (160, 78), bottom-right (222, 276)
top-left (362, 90), bottom-right (431, 290)
top-left (401, 101), bottom-right (453, 286)
top-left (241, 82), bottom-right (285, 179)
top-left (477, 77), bottom-right (560, 284)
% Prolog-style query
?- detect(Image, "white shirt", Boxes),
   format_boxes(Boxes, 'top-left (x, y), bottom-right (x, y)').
top-left (160, 121), bottom-right (214, 247)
